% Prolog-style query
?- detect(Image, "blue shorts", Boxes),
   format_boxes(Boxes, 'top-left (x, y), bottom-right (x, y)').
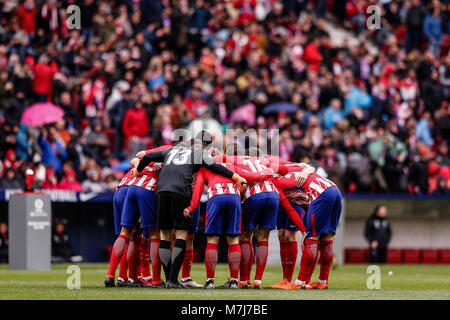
top-left (113, 186), bottom-right (129, 235)
top-left (189, 205), bottom-right (200, 234)
top-left (121, 185), bottom-right (157, 229)
top-left (277, 204), bottom-right (305, 231)
top-left (205, 194), bottom-right (242, 236)
top-left (306, 186), bottom-right (342, 238)
top-left (242, 192), bottom-right (280, 231)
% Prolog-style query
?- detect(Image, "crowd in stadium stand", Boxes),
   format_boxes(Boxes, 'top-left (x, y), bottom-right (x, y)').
top-left (0, 0), bottom-right (449, 195)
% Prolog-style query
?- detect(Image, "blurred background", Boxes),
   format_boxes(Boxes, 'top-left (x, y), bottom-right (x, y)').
top-left (0, 0), bottom-right (449, 264)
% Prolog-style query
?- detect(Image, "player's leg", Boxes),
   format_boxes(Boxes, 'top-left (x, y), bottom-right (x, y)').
top-left (271, 208), bottom-right (289, 288)
top-left (202, 195), bottom-right (225, 289)
top-left (159, 228), bottom-right (174, 284)
top-left (181, 206), bottom-right (202, 288)
top-left (292, 190), bottom-right (334, 289)
top-left (149, 227), bottom-right (163, 286)
top-left (253, 192), bottom-right (279, 289)
top-left (224, 194), bottom-right (242, 289)
top-left (126, 230), bottom-right (141, 286)
top-left (253, 228), bottom-right (270, 289)
top-left (105, 186), bottom-right (130, 287)
top-left (240, 197), bottom-right (258, 288)
top-left (284, 229), bottom-right (299, 284)
top-left (226, 236), bottom-right (241, 289)
top-left (156, 192), bottom-right (176, 285)
top-left (105, 225), bottom-right (133, 287)
top-left (181, 233), bottom-right (201, 287)
top-left (135, 188), bottom-right (157, 286)
top-left (138, 230), bottom-right (152, 286)
top-left (282, 204), bottom-right (303, 287)
top-left (166, 193), bottom-right (192, 288)
top-left (204, 235), bottom-right (219, 289)
top-left (309, 188), bottom-right (342, 290)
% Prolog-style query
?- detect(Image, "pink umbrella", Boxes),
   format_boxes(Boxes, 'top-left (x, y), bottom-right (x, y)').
top-left (20, 102), bottom-right (65, 127)
top-left (228, 103), bottom-right (256, 126)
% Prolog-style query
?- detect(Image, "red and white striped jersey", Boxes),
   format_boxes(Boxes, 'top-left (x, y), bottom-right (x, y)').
top-left (302, 173), bottom-right (336, 201)
top-left (128, 169), bottom-right (159, 191)
top-left (226, 155), bottom-right (279, 201)
top-left (118, 169), bottom-right (133, 188)
top-left (284, 164), bottom-right (336, 202)
top-left (117, 145), bottom-right (171, 191)
top-left (186, 159), bottom-right (273, 213)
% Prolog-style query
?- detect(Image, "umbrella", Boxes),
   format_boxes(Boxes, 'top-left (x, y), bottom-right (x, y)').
top-left (20, 102), bottom-right (65, 127)
top-left (262, 102), bottom-right (299, 114)
top-left (228, 103), bottom-right (256, 126)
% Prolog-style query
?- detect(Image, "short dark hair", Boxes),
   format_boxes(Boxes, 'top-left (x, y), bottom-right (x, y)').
top-left (225, 143), bottom-right (245, 156)
top-left (195, 130), bottom-right (214, 148)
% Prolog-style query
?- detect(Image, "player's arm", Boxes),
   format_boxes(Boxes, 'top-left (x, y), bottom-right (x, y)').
top-left (129, 157), bottom-right (139, 169)
top-left (295, 165), bottom-right (316, 187)
top-left (233, 165), bottom-right (273, 184)
top-left (184, 169), bottom-right (206, 217)
top-left (136, 148), bottom-right (171, 173)
top-left (202, 151), bottom-right (247, 191)
top-left (274, 181), bottom-right (306, 233)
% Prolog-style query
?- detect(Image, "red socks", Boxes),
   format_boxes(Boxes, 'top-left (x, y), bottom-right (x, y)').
top-left (249, 241), bottom-right (254, 280)
top-left (319, 240), bottom-right (333, 282)
top-left (140, 239), bottom-right (151, 279)
top-left (254, 241), bottom-right (268, 281)
top-left (228, 244), bottom-right (241, 280)
top-left (182, 249), bottom-right (194, 279)
top-left (279, 241), bottom-right (287, 280)
top-left (285, 241), bottom-right (298, 282)
top-left (127, 237), bottom-right (141, 281)
top-left (150, 239), bottom-right (162, 284)
top-left (205, 243), bottom-right (218, 279)
top-left (239, 240), bottom-right (251, 282)
top-left (107, 234), bottom-right (129, 278)
top-left (118, 240), bottom-right (129, 280)
top-left (298, 238), bottom-right (319, 283)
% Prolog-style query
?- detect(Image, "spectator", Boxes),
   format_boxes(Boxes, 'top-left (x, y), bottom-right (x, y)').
top-left (32, 54), bottom-right (58, 102)
top-left (122, 100), bottom-right (149, 157)
top-left (57, 169), bottom-right (83, 192)
top-left (423, 8), bottom-right (443, 58)
top-left (82, 169), bottom-right (107, 193)
top-left (41, 166), bottom-right (58, 190)
top-left (364, 205), bottom-right (392, 263)
top-left (17, 0), bottom-right (36, 36)
top-left (38, 126), bottom-right (67, 175)
top-left (0, 0), bottom-right (448, 195)
top-left (322, 98), bottom-right (345, 129)
top-left (85, 119), bottom-right (110, 165)
top-left (52, 221), bottom-right (74, 263)
top-left (0, 168), bottom-right (23, 189)
top-left (16, 124), bottom-right (31, 161)
top-left (0, 222), bottom-right (8, 263)
top-left (406, 0), bottom-right (427, 52)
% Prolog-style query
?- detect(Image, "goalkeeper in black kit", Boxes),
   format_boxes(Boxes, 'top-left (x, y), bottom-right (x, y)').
top-left (133, 139), bottom-right (248, 288)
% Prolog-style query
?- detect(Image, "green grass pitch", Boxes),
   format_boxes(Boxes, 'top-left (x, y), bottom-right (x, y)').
top-left (0, 263), bottom-right (449, 300)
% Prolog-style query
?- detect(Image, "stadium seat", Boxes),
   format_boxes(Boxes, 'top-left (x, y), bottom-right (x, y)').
top-left (345, 248), bottom-right (367, 263)
top-left (387, 249), bottom-right (402, 264)
top-left (439, 249), bottom-right (450, 264)
top-left (421, 249), bottom-right (438, 264)
top-left (403, 249), bottom-right (421, 264)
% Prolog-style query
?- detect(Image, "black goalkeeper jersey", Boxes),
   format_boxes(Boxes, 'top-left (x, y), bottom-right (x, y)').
top-left (136, 146), bottom-right (235, 198)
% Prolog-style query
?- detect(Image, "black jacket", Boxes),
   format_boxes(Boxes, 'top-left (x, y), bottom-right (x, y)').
top-left (364, 214), bottom-right (392, 248)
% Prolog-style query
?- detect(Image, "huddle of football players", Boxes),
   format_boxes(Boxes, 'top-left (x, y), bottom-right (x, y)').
top-left (105, 132), bottom-right (342, 290)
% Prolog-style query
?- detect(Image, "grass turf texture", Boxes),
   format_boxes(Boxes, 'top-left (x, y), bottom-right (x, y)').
top-left (0, 263), bottom-right (449, 300)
